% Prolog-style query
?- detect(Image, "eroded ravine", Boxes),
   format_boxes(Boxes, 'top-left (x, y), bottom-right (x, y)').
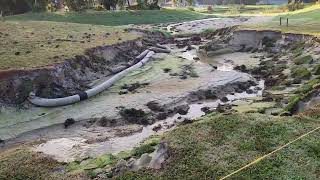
top-left (3, 27), bottom-right (319, 164)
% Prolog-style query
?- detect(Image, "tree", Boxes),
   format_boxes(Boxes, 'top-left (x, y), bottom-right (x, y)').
top-left (64, 0), bottom-right (87, 11)
top-left (186, 0), bottom-right (193, 5)
top-left (102, 0), bottom-right (118, 10)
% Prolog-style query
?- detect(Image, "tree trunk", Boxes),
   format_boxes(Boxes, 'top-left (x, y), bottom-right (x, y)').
top-left (127, 0), bottom-right (131, 7)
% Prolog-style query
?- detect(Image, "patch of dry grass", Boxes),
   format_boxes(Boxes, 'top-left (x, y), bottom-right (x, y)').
top-left (0, 21), bottom-right (140, 71)
top-left (0, 147), bottom-right (62, 180)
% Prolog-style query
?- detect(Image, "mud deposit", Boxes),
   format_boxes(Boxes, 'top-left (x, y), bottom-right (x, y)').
top-left (3, 22), bottom-right (320, 164)
top-left (0, 31), bottom-right (261, 163)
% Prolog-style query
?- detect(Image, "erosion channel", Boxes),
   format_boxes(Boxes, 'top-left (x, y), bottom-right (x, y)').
top-left (1, 26), bottom-right (319, 166)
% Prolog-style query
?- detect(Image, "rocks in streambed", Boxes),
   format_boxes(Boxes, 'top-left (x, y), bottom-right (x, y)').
top-left (174, 104), bottom-right (190, 115)
top-left (193, 56), bottom-right (200, 61)
top-left (204, 89), bottom-right (217, 99)
top-left (172, 64), bottom-right (199, 79)
top-left (146, 101), bottom-right (172, 120)
top-left (156, 112), bottom-right (169, 120)
top-left (246, 89), bottom-right (254, 94)
top-left (201, 106), bottom-right (213, 115)
top-left (152, 124), bottom-right (162, 132)
top-left (97, 117), bottom-right (117, 127)
top-left (119, 108), bottom-right (153, 125)
top-left (146, 101), bottom-right (164, 112)
top-left (120, 82), bottom-right (149, 93)
top-left (186, 80), bottom-right (258, 103)
top-left (220, 97), bottom-right (229, 103)
top-left (190, 36), bottom-right (201, 42)
top-left (114, 125), bottom-right (143, 137)
top-left (216, 104), bottom-right (232, 113)
top-left (163, 68), bottom-right (172, 73)
top-left (64, 118), bottom-right (75, 128)
top-left (234, 65), bottom-right (247, 73)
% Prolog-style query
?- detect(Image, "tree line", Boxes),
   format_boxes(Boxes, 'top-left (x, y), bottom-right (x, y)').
top-left (0, 0), bottom-right (161, 15)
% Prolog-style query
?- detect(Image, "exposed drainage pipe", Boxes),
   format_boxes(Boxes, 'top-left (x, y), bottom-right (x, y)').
top-left (149, 47), bottom-right (171, 53)
top-left (28, 50), bottom-right (156, 107)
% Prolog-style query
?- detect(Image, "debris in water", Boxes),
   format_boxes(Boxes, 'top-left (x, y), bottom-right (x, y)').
top-left (146, 101), bottom-right (164, 112)
top-left (221, 97), bottom-right (229, 102)
top-left (121, 82), bottom-right (150, 92)
top-left (152, 124), bottom-right (162, 132)
top-left (175, 104), bottom-right (190, 115)
top-left (64, 118), bottom-right (75, 128)
top-left (163, 68), bottom-right (172, 73)
top-left (119, 108), bottom-right (151, 125)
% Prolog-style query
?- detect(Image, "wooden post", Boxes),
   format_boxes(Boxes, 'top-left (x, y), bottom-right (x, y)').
top-left (0, 10), bottom-right (3, 22)
top-left (280, 17), bottom-right (282, 26)
top-left (287, 18), bottom-right (289, 27)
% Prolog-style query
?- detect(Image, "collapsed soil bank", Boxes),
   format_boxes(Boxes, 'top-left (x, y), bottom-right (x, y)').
top-left (1, 27), bottom-right (320, 150)
top-left (0, 31), bottom-right (165, 105)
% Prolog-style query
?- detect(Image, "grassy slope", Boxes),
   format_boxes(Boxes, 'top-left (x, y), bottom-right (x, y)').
top-left (118, 113), bottom-right (320, 179)
top-left (0, 147), bottom-right (62, 180)
top-left (195, 4), bottom-right (285, 15)
top-left (241, 5), bottom-right (320, 36)
top-left (5, 9), bottom-right (212, 26)
top-left (0, 21), bottom-right (139, 70)
top-left (0, 9), bottom-right (211, 71)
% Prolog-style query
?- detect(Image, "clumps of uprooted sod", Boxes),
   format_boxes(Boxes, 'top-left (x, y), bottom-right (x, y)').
top-left (119, 107), bottom-right (154, 125)
top-left (65, 135), bottom-right (163, 179)
top-left (116, 113), bottom-right (320, 179)
top-left (290, 67), bottom-right (312, 80)
top-left (293, 55), bottom-right (313, 65)
top-left (169, 64), bottom-right (199, 79)
top-left (119, 82), bottom-right (150, 95)
top-left (283, 77), bottom-right (320, 114)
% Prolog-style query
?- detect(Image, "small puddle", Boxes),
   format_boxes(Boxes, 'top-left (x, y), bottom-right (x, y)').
top-left (179, 46), bottom-right (237, 72)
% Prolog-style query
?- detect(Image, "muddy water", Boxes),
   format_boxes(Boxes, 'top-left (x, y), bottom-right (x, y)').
top-left (0, 38), bottom-right (265, 163)
top-left (31, 47), bottom-right (265, 162)
top-left (0, 45), bottom-right (255, 141)
top-left (33, 79), bottom-right (264, 162)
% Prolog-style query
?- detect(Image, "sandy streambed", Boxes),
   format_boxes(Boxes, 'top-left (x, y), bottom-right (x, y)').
top-left (0, 30), bottom-right (266, 162)
top-left (32, 79), bottom-right (264, 163)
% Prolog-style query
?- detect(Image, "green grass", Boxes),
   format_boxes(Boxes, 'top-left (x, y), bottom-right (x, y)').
top-left (195, 5), bottom-right (285, 15)
top-left (0, 9), bottom-right (212, 71)
top-left (117, 113), bottom-right (320, 179)
top-left (0, 21), bottom-right (139, 70)
top-left (291, 67), bottom-right (312, 80)
top-left (241, 5), bottom-right (320, 36)
top-left (5, 9), bottom-right (213, 26)
top-left (284, 77), bottom-right (320, 113)
top-left (293, 55), bottom-right (313, 65)
top-left (0, 148), bottom-right (62, 180)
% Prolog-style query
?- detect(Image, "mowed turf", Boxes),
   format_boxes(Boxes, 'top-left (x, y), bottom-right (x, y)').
top-left (0, 9), bottom-right (212, 71)
top-left (0, 21), bottom-right (140, 70)
top-left (117, 113), bottom-right (320, 179)
top-left (241, 6), bottom-right (320, 36)
top-left (5, 9), bottom-right (213, 26)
